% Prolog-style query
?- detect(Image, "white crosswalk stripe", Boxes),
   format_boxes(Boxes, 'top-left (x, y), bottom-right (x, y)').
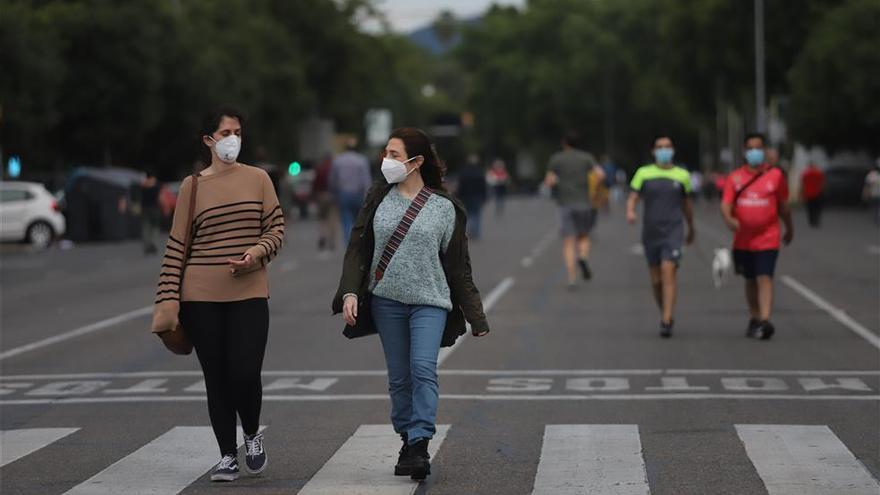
top-left (736, 424), bottom-right (880, 495)
top-left (532, 425), bottom-right (650, 495)
top-left (0, 428), bottom-right (80, 467)
top-left (298, 424), bottom-right (450, 495)
top-left (62, 426), bottom-right (256, 495)
top-left (3, 423), bottom-right (878, 493)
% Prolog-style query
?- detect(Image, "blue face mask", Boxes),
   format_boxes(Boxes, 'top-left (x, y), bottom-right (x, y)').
top-left (654, 148), bottom-right (674, 165)
top-left (745, 148), bottom-right (765, 167)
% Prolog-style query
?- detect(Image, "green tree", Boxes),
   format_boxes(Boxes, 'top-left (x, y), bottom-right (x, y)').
top-left (787, 0), bottom-right (880, 153)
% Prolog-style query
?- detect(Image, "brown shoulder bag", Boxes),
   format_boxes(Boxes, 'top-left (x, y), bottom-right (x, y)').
top-left (156, 173), bottom-right (199, 355)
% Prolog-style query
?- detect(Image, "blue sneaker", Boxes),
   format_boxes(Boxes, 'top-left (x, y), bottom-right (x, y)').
top-left (244, 432), bottom-right (267, 475)
top-left (210, 454), bottom-right (239, 482)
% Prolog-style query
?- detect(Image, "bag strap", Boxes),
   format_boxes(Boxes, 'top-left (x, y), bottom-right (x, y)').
top-left (181, 173), bottom-right (199, 278)
top-left (374, 187), bottom-right (434, 282)
top-left (732, 168), bottom-right (767, 208)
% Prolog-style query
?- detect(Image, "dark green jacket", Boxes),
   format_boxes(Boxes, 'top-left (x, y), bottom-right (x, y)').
top-left (332, 182), bottom-right (490, 346)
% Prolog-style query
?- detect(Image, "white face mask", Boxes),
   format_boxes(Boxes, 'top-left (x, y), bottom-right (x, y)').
top-left (210, 135), bottom-right (241, 163)
top-left (381, 156), bottom-right (418, 184)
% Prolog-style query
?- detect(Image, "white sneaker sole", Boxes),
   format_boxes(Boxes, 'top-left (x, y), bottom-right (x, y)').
top-left (211, 472), bottom-right (239, 482)
top-left (245, 456), bottom-right (268, 475)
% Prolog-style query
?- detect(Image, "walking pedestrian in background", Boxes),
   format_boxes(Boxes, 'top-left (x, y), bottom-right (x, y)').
top-left (313, 153), bottom-right (339, 254)
top-left (544, 130), bottom-right (605, 288)
top-left (800, 162), bottom-right (825, 228)
top-left (456, 155), bottom-right (489, 240)
top-left (333, 127), bottom-right (490, 482)
top-left (486, 159), bottom-right (510, 218)
top-left (720, 132), bottom-right (793, 340)
top-left (863, 160), bottom-right (880, 226)
top-left (140, 169), bottom-right (162, 255)
top-left (626, 135), bottom-right (695, 338)
top-left (331, 137), bottom-right (372, 246)
top-left (150, 108), bottom-right (284, 482)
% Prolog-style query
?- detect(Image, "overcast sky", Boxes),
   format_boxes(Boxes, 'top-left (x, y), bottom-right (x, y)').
top-left (361, 0), bottom-right (525, 33)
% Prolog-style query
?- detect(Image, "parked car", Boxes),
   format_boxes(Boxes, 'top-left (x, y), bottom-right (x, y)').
top-left (823, 166), bottom-right (871, 206)
top-left (0, 181), bottom-right (67, 249)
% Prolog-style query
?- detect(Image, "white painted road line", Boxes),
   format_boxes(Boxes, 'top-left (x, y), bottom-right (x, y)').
top-left (736, 425), bottom-right (880, 495)
top-left (437, 276), bottom-right (515, 367)
top-left (63, 426), bottom-right (255, 495)
top-left (521, 230), bottom-right (556, 268)
top-left (781, 275), bottom-right (880, 350)
top-left (279, 260), bottom-right (299, 272)
top-left (532, 425), bottom-right (649, 495)
top-left (0, 306), bottom-right (153, 362)
top-left (0, 428), bottom-right (80, 467)
top-left (298, 424), bottom-right (449, 495)
top-left (4, 369), bottom-right (877, 381)
top-left (2, 394), bottom-right (877, 406)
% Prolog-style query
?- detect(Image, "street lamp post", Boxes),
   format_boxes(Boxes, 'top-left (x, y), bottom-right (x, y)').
top-left (754, 0), bottom-right (767, 133)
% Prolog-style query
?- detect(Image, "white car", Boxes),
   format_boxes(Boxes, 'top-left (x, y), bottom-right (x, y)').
top-left (0, 181), bottom-right (66, 249)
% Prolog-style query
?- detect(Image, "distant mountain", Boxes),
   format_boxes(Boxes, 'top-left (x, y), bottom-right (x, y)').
top-left (407, 16), bottom-right (480, 55)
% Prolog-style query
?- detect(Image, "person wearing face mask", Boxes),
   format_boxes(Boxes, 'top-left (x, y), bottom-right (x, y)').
top-left (720, 132), bottom-right (793, 340)
top-left (626, 135), bottom-right (695, 337)
top-left (332, 127), bottom-right (490, 482)
top-left (150, 108), bottom-right (284, 482)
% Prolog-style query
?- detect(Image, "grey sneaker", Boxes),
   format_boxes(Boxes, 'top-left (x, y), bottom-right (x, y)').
top-left (660, 319), bottom-right (674, 338)
top-left (244, 432), bottom-right (267, 475)
top-left (746, 318), bottom-right (761, 338)
top-left (211, 454), bottom-right (239, 482)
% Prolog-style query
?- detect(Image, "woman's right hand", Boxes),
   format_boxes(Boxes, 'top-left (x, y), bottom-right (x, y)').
top-left (343, 295), bottom-right (358, 326)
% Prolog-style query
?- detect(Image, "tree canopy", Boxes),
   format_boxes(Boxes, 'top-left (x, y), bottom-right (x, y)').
top-left (0, 0), bottom-right (429, 178)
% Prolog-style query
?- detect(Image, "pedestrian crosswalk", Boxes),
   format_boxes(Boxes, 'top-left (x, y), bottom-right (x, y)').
top-left (532, 425), bottom-right (649, 495)
top-left (299, 425), bottom-right (449, 495)
top-left (736, 425), bottom-right (880, 495)
top-left (0, 424), bottom-right (876, 494)
top-left (63, 427), bottom-right (227, 495)
top-left (0, 427), bottom-right (79, 467)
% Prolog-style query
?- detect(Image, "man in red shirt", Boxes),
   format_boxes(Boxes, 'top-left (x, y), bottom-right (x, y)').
top-left (800, 163), bottom-right (825, 228)
top-left (721, 133), bottom-right (794, 340)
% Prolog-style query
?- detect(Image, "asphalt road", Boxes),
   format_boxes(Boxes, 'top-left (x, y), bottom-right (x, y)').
top-left (1, 196), bottom-right (878, 494)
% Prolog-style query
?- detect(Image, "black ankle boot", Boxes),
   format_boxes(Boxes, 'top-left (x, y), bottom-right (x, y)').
top-left (408, 439), bottom-right (431, 481)
top-left (394, 433), bottom-right (411, 476)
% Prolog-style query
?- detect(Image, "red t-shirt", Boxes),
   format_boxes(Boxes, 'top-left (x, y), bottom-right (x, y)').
top-left (800, 167), bottom-right (825, 200)
top-left (722, 165), bottom-right (789, 250)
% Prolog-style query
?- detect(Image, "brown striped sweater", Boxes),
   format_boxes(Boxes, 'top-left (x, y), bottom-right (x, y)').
top-left (151, 164), bottom-right (284, 332)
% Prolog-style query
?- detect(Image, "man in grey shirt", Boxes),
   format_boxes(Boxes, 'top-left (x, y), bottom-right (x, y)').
top-left (330, 138), bottom-right (373, 246)
top-left (544, 131), bottom-right (605, 288)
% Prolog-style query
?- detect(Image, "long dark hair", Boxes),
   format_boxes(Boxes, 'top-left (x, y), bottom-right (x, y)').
top-left (198, 107), bottom-right (245, 168)
top-left (388, 127), bottom-right (446, 190)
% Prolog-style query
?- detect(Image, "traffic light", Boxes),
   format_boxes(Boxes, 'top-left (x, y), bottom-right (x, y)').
top-left (288, 161), bottom-right (301, 176)
top-left (7, 156), bottom-right (21, 178)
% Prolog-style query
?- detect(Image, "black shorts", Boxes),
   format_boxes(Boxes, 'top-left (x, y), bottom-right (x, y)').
top-left (733, 249), bottom-right (779, 279)
top-left (643, 238), bottom-right (682, 267)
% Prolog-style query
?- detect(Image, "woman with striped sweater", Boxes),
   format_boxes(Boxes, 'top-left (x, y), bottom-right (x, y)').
top-left (152, 108), bottom-right (284, 482)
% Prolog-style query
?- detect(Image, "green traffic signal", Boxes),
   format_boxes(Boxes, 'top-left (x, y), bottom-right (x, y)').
top-left (288, 161), bottom-right (301, 176)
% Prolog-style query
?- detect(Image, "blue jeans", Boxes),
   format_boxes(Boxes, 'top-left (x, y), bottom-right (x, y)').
top-left (371, 295), bottom-right (447, 444)
top-left (338, 191), bottom-right (364, 247)
top-left (465, 201), bottom-right (483, 240)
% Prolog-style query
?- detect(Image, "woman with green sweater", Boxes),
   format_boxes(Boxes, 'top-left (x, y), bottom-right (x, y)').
top-left (333, 127), bottom-right (490, 481)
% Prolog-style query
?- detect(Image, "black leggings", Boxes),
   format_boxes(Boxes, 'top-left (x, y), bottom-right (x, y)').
top-left (180, 298), bottom-right (269, 456)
